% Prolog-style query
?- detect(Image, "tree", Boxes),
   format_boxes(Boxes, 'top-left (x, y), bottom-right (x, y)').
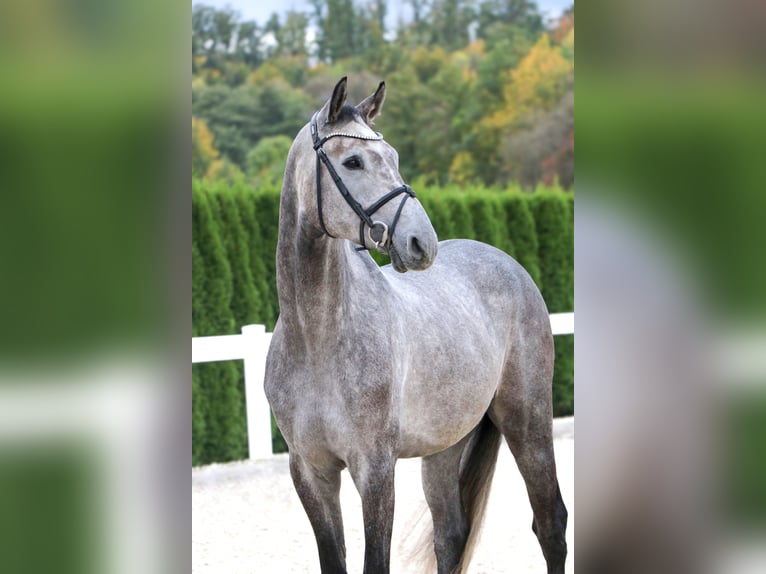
top-left (190, 1), bottom-right (573, 188)
top-left (527, 191), bottom-right (573, 414)
top-left (428, 0), bottom-right (476, 52)
top-left (277, 11), bottom-right (310, 58)
top-left (380, 46), bottom-right (481, 185)
top-left (192, 238), bottom-right (208, 465)
top-left (474, 25), bottom-right (537, 110)
top-left (377, 63), bottom-right (437, 182)
top-left (235, 20), bottom-right (264, 67)
top-left (246, 135), bottom-right (292, 186)
top-left (212, 6), bottom-right (239, 53)
top-left (251, 81), bottom-right (312, 137)
top-left (216, 192), bottom-right (260, 329)
top-left (308, 0), bottom-right (329, 62)
top-left (539, 90), bottom-right (574, 188)
top-left (467, 194), bottom-right (504, 247)
top-left (192, 184), bottom-right (248, 463)
top-left (550, 6), bottom-right (574, 45)
top-left (476, 0), bottom-right (543, 43)
top-left (221, 61), bottom-right (250, 87)
top-left (192, 81), bottom-right (311, 170)
top-left (324, 0), bottom-right (358, 62)
top-left (207, 156), bottom-right (245, 184)
top-left (192, 4), bottom-right (216, 58)
top-left (476, 32), bottom-right (572, 187)
top-left (490, 34), bottom-right (571, 129)
top-left (403, 0), bottom-right (432, 46)
top-left (449, 151), bottom-right (479, 185)
top-left (192, 117), bottom-right (219, 179)
top-left (309, 0), bottom-right (384, 63)
top-left (210, 123), bottom-right (250, 168)
top-left (373, 0), bottom-right (388, 37)
top-left (234, 190), bottom-right (277, 329)
top-left (502, 194), bottom-right (540, 284)
top-left (252, 192), bottom-right (281, 330)
top-left (495, 87), bottom-right (574, 189)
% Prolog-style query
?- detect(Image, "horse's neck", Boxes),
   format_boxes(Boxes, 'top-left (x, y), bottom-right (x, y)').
top-left (278, 237), bottom-right (347, 329)
top-left (276, 185), bottom-right (361, 346)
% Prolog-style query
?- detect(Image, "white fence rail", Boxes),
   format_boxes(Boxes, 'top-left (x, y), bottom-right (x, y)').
top-left (192, 325), bottom-right (274, 460)
top-left (192, 313), bottom-right (574, 459)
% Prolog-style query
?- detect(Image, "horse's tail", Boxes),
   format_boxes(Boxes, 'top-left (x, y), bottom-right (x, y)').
top-left (407, 415), bottom-right (501, 573)
top-left (453, 414), bottom-right (502, 573)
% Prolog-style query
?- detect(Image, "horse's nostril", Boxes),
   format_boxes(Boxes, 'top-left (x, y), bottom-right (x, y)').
top-left (408, 236), bottom-right (425, 260)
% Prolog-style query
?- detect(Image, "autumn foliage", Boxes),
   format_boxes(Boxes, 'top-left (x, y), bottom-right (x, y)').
top-left (191, 1), bottom-right (574, 190)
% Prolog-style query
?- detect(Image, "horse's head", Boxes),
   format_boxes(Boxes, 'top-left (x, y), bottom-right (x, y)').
top-left (292, 77), bottom-right (438, 272)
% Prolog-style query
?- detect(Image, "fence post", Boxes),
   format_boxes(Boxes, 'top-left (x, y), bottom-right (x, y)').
top-left (241, 324), bottom-right (273, 459)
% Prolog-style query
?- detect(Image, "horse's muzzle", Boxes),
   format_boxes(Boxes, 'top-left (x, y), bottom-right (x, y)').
top-left (391, 232), bottom-right (438, 272)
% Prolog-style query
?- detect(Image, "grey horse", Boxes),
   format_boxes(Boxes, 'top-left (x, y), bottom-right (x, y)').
top-left (264, 77), bottom-right (568, 574)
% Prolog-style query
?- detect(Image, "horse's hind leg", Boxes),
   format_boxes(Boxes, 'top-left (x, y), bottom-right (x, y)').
top-left (421, 436), bottom-right (471, 574)
top-left (493, 407), bottom-right (568, 573)
top-left (490, 336), bottom-right (568, 573)
top-left (289, 453), bottom-right (347, 573)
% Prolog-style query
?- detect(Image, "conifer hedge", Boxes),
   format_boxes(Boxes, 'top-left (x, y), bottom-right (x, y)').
top-left (192, 181), bottom-right (574, 466)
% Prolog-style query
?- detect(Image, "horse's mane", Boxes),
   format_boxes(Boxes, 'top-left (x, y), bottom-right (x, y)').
top-left (328, 103), bottom-right (367, 126)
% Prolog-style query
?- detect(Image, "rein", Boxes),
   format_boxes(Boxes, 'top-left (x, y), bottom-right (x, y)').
top-left (310, 113), bottom-right (416, 251)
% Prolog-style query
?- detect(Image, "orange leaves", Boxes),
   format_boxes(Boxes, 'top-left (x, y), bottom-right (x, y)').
top-left (474, 29), bottom-right (574, 188)
top-left (192, 117), bottom-right (220, 180)
top-left (491, 34), bottom-right (572, 130)
top-left (551, 9), bottom-right (574, 45)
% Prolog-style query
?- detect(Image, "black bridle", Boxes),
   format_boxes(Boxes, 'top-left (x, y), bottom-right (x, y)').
top-left (310, 113), bottom-right (416, 251)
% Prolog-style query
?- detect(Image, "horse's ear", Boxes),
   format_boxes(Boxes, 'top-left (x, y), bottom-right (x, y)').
top-left (319, 76), bottom-right (348, 124)
top-left (357, 81), bottom-right (386, 124)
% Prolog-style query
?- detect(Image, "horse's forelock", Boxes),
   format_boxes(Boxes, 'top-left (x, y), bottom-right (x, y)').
top-left (339, 104), bottom-right (359, 123)
top-left (326, 104), bottom-right (367, 128)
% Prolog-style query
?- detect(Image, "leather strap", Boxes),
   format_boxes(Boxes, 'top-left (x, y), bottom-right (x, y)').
top-left (311, 113), bottom-right (416, 251)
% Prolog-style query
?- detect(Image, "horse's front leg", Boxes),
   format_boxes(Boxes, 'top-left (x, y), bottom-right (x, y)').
top-left (348, 452), bottom-right (396, 574)
top-left (289, 453), bottom-right (347, 574)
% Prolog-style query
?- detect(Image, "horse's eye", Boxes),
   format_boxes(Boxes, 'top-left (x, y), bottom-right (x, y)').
top-left (342, 156), bottom-right (363, 170)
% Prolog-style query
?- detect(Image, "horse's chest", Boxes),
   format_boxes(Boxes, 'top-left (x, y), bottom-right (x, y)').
top-left (266, 344), bottom-right (396, 448)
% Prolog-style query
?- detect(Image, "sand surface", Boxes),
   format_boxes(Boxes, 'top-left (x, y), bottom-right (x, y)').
top-left (193, 417), bottom-right (574, 573)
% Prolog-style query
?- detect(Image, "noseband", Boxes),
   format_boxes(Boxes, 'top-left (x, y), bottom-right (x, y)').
top-left (310, 113), bottom-right (416, 251)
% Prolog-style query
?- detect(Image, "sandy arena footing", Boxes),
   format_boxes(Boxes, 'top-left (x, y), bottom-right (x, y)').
top-left (193, 417), bottom-right (574, 573)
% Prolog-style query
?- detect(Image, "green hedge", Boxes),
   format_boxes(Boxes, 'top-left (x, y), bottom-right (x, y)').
top-left (192, 181), bottom-right (574, 466)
